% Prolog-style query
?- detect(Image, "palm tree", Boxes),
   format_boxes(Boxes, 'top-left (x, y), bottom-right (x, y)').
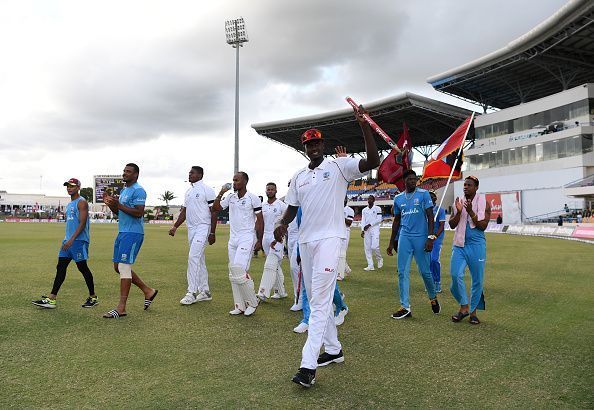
top-left (159, 191), bottom-right (176, 207)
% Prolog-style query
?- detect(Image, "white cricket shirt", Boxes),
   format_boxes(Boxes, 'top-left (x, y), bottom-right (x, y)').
top-left (361, 205), bottom-right (383, 231)
top-left (220, 191), bottom-right (262, 239)
top-left (183, 181), bottom-right (216, 229)
top-left (286, 157), bottom-right (364, 244)
top-left (262, 199), bottom-right (287, 234)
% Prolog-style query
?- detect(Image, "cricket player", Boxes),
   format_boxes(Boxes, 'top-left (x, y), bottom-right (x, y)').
top-left (257, 182), bottom-right (288, 301)
top-left (387, 169), bottom-right (441, 320)
top-left (32, 178), bottom-right (98, 309)
top-left (361, 195), bottom-right (383, 270)
top-left (337, 197), bottom-right (355, 281)
top-left (429, 191), bottom-right (446, 293)
top-left (287, 192), bottom-right (302, 311)
top-left (275, 107), bottom-right (380, 388)
top-left (169, 166), bottom-right (217, 304)
top-left (102, 163), bottom-right (158, 319)
top-left (212, 171), bottom-right (263, 316)
top-left (448, 176), bottom-right (491, 325)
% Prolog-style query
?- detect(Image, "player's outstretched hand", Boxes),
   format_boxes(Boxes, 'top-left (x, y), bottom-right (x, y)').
top-left (168, 226), bottom-right (177, 237)
top-left (464, 199), bottom-right (474, 215)
top-left (335, 146), bottom-right (348, 157)
top-left (354, 105), bottom-right (369, 124)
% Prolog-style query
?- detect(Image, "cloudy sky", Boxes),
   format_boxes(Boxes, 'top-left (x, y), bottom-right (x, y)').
top-left (0, 0), bottom-right (568, 204)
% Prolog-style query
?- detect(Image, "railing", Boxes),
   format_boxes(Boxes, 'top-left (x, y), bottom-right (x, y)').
top-left (564, 173), bottom-right (594, 189)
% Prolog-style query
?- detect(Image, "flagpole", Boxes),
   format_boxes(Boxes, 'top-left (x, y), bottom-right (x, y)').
top-left (434, 111), bottom-right (476, 221)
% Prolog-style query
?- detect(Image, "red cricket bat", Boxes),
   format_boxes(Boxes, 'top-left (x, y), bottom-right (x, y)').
top-left (346, 97), bottom-right (402, 154)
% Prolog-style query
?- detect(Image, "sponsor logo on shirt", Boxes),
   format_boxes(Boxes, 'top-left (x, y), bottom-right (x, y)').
top-left (298, 181), bottom-right (310, 188)
top-left (324, 267), bottom-right (335, 272)
top-left (402, 208), bottom-right (419, 216)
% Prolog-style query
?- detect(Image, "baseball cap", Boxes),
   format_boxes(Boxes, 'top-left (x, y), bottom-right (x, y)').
top-left (63, 178), bottom-right (81, 187)
top-left (301, 128), bottom-right (323, 145)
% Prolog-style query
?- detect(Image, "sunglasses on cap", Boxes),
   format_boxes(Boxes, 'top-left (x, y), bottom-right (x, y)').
top-left (301, 128), bottom-right (323, 145)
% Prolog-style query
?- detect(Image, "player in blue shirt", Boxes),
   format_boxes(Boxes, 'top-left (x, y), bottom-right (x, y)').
top-left (429, 191), bottom-right (446, 293)
top-left (32, 178), bottom-right (98, 309)
top-left (387, 169), bottom-right (441, 319)
top-left (102, 163), bottom-right (158, 319)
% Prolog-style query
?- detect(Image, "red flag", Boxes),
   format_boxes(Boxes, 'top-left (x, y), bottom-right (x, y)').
top-left (420, 116), bottom-right (472, 182)
top-left (378, 123), bottom-right (413, 191)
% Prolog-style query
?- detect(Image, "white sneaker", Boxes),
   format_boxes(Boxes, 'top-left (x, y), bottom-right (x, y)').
top-left (244, 304), bottom-right (257, 316)
top-left (377, 259), bottom-right (384, 269)
top-left (290, 303), bottom-right (302, 312)
top-left (271, 289), bottom-right (288, 299)
top-left (335, 307), bottom-right (348, 326)
top-left (229, 307), bottom-right (243, 315)
top-left (257, 292), bottom-right (268, 302)
top-left (195, 290), bottom-right (212, 302)
top-left (180, 292), bottom-right (196, 305)
top-left (363, 266), bottom-right (375, 271)
top-left (293, 322), bottom-right (309, 333)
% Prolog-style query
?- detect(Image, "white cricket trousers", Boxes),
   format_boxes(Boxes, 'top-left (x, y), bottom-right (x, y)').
top-left (228, 234), bottom-right (256, 271)
top-left (299, 237), bottom-right (342, 370)
top-left (187, 224), bottom-right (210, 293)
top-left (288, 236), bottom-right (300, 300)
top-left (364, 228), bottom-right (382, 267)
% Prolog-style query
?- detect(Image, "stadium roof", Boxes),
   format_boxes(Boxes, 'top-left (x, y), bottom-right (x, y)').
top-left (428, 0), bottom-right (594, 110)
top-left (251, 93), bottom-right (474, 156)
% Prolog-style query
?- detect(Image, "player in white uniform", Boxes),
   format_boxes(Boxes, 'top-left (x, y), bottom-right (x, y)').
top-left (212, 172), bottom-right (263, 316)
top-left (361, 195), bottom-right (384, 271)
top-left (287, 196), bottom-right (302, 311)
top-left (169, 166), bottom-right (217, 304)
top-left (275, 110), bottom-right (380, 388)
top-left (257, 182), bottom-right (288, 301)
top-left (337, 198), bottom-right (355, 281)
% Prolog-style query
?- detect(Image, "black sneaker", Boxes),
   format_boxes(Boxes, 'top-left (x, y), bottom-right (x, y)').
top-left (81, 296), bottom-right (99, 308)
top-left (292, 368), bottom-right (316, 388)
top-left (317, 350), bottom-right (344, 367)
top-left (391, 307), bottom-right (411, 319)
top-left (430, 298), bottom-right (441, 314)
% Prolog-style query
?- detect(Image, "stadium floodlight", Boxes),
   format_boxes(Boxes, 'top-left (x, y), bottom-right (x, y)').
top-left (225, 17), bottom-right (249, 174)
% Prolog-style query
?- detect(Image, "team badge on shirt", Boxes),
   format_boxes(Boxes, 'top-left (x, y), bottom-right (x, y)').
top-left (414, 198), bottom-right (419, 205)
top-left (323, 171), bottom-right (330, 180)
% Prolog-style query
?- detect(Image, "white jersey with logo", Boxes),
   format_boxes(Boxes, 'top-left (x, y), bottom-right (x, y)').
top-left (220, 191), bottom-right (262, 239)
top-left (262, 199), bottom-right (287, 234)
top-left (286, 157), bottom-right (364, 244)
top-left (183, 180), bottom-right (216, 229)
top-left (362, 205), bottom-right (382, 232)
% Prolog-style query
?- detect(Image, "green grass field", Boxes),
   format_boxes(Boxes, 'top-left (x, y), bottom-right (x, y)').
top-left (0, 223), bottom-right (592, 409)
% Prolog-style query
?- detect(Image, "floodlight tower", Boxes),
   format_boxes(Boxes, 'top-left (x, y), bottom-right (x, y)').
top-left (225, 17), bottom-right (248, 174)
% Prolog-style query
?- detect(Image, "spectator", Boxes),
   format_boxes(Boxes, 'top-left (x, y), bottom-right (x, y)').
top-left (558, 215), bottom-right (563, 226)
top-left (496, 214), bottom-right (502, 225)
top-left (564, 203), bottom-right (569, 213)
top-left (577, 212), bottom-right (582, 224)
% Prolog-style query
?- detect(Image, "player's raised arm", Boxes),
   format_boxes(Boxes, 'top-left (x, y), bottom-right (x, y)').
top-left (354, 107), bottom-right (380, 173)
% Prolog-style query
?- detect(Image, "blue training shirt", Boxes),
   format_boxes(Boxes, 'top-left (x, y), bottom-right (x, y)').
top-left (433, 205), bottom-right (446, 241)
top-left (65, 197), bottom-right (90, 242)
top-left (118, 183), bottom-right (147, 234)
top-left (393, 188), bottom-right (433, 237)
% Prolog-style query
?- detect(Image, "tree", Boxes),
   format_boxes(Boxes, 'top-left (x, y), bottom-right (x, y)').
top-left (80, 187), bottom-right (94, 203)
top-left (144, 208), bottom-right (154, 221)
top-left (159, 191), bottom-right (176, 207)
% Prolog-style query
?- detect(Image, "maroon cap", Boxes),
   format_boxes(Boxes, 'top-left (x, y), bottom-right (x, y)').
top-left (301, 128), bottom-right (323, 145)
top-left (63, 178), bottom-right (81, 187)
